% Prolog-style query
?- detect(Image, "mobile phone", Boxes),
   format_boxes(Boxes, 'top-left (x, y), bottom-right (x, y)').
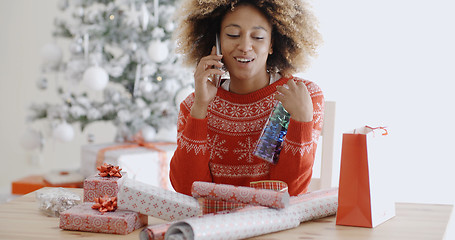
top-left (212, 33), bottom-right (222, 88)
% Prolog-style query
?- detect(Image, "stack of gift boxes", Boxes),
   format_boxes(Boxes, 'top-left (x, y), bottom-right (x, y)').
top-left (59, 162), bottom-right (201, 235)
top-left (59, 163), bottom-right (148, 235)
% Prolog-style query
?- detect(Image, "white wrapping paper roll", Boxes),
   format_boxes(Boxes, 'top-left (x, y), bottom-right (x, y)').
top-left (160, 188), bottom-right (338, 240)
top-left (165, 207), bottom-right (300, 240)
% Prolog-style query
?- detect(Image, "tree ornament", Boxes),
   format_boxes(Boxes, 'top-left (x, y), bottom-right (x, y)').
top-left (36, 77), bottom-right (48, 90)
top-left (41, 43), bottom-right (62, 66)
top-left (70, 42), bottom-right (83, 54)
top-left (153, 0), bottom-right (159, 25)
top-left (74, 7), bottom-right (84, 18)
top-left (125, 3), bottom-right (140, 29)
top-left (129, 42), bottom-right (138, 52)
top-left (141, 125), bottom-right (156, 142)
top-left (164, 22), bottom-right (175, 32)
top-left (20, 129), bottom-right (43, 150)
top-left (82, 66), bottom-right (109, 91)
top-left (139, 77), bottom-right (153, 93)
top-left (52, 122), bottom-right (74, 142)
top-left (148, 40), bottom-right (168, 63)
top-left (140, 3), bottom-right (150, 31)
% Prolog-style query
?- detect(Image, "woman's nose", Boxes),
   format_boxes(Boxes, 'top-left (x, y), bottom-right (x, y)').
top-left (238, 36), bottom-right (252, 53)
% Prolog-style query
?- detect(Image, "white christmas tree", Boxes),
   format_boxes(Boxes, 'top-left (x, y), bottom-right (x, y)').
top-left (22, 0), bottom-right (194, 150)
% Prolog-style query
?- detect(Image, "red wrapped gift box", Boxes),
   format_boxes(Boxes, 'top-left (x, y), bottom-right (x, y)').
top-left (83, 174), bottom-right (126, 202)
top-left (11, 175), bottom-right (83, 195)
top-left (59, 202), bottom-right (147, 235)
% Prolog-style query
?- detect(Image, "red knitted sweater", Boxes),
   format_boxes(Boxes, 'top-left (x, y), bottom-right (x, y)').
top-left (169, 76), bottom-right (324, 196)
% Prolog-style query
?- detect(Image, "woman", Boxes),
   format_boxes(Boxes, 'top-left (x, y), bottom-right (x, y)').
top-left (170, 0), bottom-right (323, 196)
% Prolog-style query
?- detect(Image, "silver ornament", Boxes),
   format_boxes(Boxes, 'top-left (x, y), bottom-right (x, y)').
top-left (140, 77), bottom-right (153, 93)
top-left (70, 42), bottom-right (83, 54)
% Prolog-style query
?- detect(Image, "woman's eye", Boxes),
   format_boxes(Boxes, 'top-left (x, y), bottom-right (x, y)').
top-left (253, 37), bottom-right (264, 40)
top-left (226, 34), bottom-right (239, 38)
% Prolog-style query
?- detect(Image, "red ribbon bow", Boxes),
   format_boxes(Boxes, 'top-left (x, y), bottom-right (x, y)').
top-left (365, 126), bottom-right (388, 136)
top-left (97, 162), bottom-right (122, 178)
top-left (92, 195), bottom-right (118, 213)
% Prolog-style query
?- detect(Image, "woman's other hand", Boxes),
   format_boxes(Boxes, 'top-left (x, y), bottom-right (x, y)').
top-left (275, 79), bottom-right (313, 122)
top-left (191, 46), bottom-right (225, 119)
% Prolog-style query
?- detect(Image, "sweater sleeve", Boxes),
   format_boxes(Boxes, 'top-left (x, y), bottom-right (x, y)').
top-left (269, 80), bottom-right (324, 196)
top-left (169, 94), bottom-right (213, 196)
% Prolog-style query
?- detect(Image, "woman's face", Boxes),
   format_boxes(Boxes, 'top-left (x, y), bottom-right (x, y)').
top-left (220, 4), bottom-right (273, 83)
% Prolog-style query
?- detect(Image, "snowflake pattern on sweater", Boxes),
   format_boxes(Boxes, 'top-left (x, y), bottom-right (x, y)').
top-left (170, 77), bottom-right (324, 196)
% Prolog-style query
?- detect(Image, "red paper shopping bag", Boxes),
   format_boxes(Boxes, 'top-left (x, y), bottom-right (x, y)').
top-left (336, 126), bottom-right (395, 228)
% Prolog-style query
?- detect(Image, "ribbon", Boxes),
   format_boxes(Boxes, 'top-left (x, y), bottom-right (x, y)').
top-left (97, 162), bottom-right (122, 177)
top-left (95, 133), bottom-right (174, 189)
top-left (92, 195), bottom-right (118, 213)
top-left (365, 125), bottom-right (388, 136)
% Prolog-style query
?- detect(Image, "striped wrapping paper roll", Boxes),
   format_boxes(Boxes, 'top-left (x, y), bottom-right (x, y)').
top-left (191, 181), bottom-right (290, 209)
top-left (141, 188), bottom-right (338, 240)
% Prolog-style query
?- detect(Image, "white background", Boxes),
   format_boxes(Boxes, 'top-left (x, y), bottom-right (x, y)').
top-left (0, 0), bottom-right (454, 237)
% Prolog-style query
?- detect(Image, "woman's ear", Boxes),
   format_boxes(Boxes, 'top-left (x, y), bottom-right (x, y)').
top-left (269, 41), bottom-right (273, 54)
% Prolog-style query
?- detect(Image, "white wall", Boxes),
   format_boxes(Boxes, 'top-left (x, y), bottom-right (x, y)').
top-left (1, 0), bottom-right (454, 207)
top-left (302, 0), bottom-right (455, 205)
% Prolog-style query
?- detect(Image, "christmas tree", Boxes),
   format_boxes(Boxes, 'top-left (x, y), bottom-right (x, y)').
top-left (21, 0), bottom-right (194, 150)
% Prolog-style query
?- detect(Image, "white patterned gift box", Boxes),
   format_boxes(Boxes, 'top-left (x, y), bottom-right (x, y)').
top-left (118, 178), bottom-right (201, 221)
top-left (81, 142), bottom-right (176, 189)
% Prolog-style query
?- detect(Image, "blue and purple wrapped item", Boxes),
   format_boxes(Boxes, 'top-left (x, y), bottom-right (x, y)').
top-left (253, 101), bottom-right (290, 164)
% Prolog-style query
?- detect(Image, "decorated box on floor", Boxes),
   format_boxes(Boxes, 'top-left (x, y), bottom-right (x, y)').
top-left (11, 174), bottom-right (83, 195)
top-left (59, 202), bottom-right (148, 235)
top-left (84, 163), bottom-right (126, 202)
top-left (118, 178), bottom-right (201, 221)
top-left (81, 142), bottom-right (176, 190)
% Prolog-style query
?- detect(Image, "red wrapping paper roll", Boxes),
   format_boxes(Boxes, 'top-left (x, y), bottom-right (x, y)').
top-left (191, 181), bottom-right (290, 209)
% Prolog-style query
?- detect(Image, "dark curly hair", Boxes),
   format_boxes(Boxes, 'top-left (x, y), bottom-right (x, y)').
top-left (173, 0), bottom-right (322, 76)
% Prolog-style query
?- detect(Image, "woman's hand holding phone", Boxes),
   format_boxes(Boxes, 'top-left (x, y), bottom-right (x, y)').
top-left (191, 46), bottom-right (224, 119)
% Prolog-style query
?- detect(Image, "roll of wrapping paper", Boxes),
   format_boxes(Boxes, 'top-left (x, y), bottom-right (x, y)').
top-left (159, 188), bottom-right (338, 240)
top-left (191, 181), bottom-right (290, 209)
top-left (140, 223), bottom-right (172, 240)
top-left (140, 211), bottom-right (233, 240)
top-left (252, 101), bottom-right (290, 164)
top-left (200, 180), bottom-right (289, 214)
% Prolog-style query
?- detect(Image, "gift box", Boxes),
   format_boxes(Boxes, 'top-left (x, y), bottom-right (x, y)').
top-left (11, 174), bottom-right (83, 195)
top-left (84, 173), bottom-right (126, 202)
top-left (43, 170), bottom-right (85, 185)
top-left (118, 178), bottom-right (201, 221)
top-left (81, 142), bottom-right (176, 190)
top-left (60, 202), bottom-right (148, 235)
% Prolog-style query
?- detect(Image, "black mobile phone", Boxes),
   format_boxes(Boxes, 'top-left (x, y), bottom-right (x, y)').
top-left (212, 33), bottom-right (222, 88)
